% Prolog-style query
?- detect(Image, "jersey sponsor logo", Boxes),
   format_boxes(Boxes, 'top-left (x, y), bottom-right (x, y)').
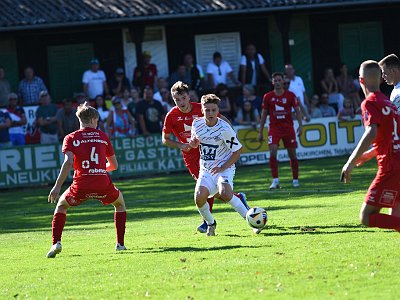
top-left (275, 104), bottom-right (285, 111)
top-left (66, 195), bottom-right (77, 205)
top-left (82, 131), bottom-right (100, 137)
top-left (282, 98), bottom-right (287, 104)
top-left (379, 189), bottom-right (398, 206)
top-left (73, 140), bottom-right (81, 147)
top-left (185, 116), bottom-right (192, 121)
top-left (88, 168), bottom-right (107, 174)
top-left (177, 116), bottom-right (183, 121)
top-left (199, 143), bottom-right (218, 160)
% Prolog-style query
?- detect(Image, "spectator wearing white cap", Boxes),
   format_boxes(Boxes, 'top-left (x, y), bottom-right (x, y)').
top-left (7, 92), bottom-right (27, 145)
top-left (82, 58), bottom-right (109, 100)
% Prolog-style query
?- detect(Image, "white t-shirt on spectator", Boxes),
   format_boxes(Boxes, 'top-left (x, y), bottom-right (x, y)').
top-left (390, 82), bottom-right (400, 112)
top-left (82, 70), bottom-right (106, 99)
top-left (288, 76), bottom-right (306, 107)
top-left (206, 61), bottom-right (233, 86)
top-left (240, 54), bottom-right (265, 86)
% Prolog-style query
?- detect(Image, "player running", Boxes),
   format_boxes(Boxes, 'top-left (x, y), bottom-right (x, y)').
top-left (258, 72), bottom-right (303, 189)
top-left (162, 81), bottom-right (249, 233)
top-left (189, 94), bottom-right (252, 236)
top-left (47, 102), bottom-right (127, 258)
top-left (379, 54), bottom-right (400, 110)
top-left (341, 60), bottom-right (400, 231)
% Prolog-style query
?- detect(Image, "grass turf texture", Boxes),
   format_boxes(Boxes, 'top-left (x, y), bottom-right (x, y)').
top-left (1, 156), bottom-right (400, 299)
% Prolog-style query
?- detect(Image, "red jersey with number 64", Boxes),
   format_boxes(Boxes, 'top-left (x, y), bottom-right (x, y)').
top-left (262, 90), bottom-right (298, 129)
top-left (361, 91), bottom-right (400, 172)
top-left (62, 127), bottom-right (114, 189)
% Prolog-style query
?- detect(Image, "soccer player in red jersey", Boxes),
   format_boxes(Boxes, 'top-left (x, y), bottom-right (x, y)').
top-left (46, 102), bottom-right (127, 258)
top-left (162, 81), bottom-right (249, 233)
top-left (342, 60), bottom-right (400, 230)
top-left (258, 72), bottom-right (303, 189)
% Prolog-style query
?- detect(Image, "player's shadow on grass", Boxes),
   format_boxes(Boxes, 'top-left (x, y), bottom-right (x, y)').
top-left (259, 224), bottom-right (383, 236)
top-left (138, 245), bottom-right (265, 253)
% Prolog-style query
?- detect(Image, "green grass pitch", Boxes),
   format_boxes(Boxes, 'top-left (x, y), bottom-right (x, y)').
top-left (1, 157), bottom-right (400, 299)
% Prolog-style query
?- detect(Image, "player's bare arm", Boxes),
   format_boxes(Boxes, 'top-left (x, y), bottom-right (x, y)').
top-left (48, 151), bottom-right (74, 203)
top-left (258, 109), bottom-right (268, 142)
top-left (162, 132), bottom-right (191, 152)
top-left (342, 124), bottom-right (377, 183)
top-left (294, 106), bottom-right (303, 136)
top-left (354, 147), bottom-right (377, 167)
top-left (188, 136), bottom-right (200, 149)
top-left (210, 149), bottom-right (241, 175)
top-left (106, 155), bottom-right (118, 172)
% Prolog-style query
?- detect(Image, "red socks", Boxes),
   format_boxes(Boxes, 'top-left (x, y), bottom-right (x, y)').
top-left (52, 213), bottom-right (66, 244)
top-left (114, 211), bottom-right (127, 245)
top-left (290, 159), bottom-right (299, 180)
top-left (369, 213), bottom-right (400, 230)
top-left (269, 156), bottom-right (278, 178)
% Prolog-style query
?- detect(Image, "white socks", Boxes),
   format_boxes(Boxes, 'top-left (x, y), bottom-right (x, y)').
top-left (197, 202), bottom-right (215, 225)
top-left (227, 194), bottom-right (248, 218)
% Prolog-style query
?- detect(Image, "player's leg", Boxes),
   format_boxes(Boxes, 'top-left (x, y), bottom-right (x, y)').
top-left (111, 191), bottom-right (127, 250)
top-left (186, 159), bottom-right (214, 233)
top-left (359, 203), bottom-right (400, 229)
top-left (195, 185), bottom-right (217, 236)
top-left (287, 147), bottom-right (299, 187)
top-left (217, 173), bottom-right (248, 219)
top-left (47, 190), bottom-right (71, 258)
top-left (269, 143), bottom-right (280, 189)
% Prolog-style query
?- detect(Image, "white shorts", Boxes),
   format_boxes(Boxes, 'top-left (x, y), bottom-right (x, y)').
top-left (196, 168), bottom-right (235, 197)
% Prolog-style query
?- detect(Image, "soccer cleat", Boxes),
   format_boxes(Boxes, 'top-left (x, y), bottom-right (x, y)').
top-left (207, 221), bottom-right (217, 236)
top-left (293, 179), bottom-right (300, 188)
top-left (253, 227), bottom-right (264, 234)
top-left (237, 192), bottom-right (250, 210)
top-left (47, 241), bottom-right (62, 258)
top-left (116, 243), bottom-right (127, 251)
top-left (269, 181), bottom-right (280, 189)
top-left (197, 220), bottom-right (208, 233)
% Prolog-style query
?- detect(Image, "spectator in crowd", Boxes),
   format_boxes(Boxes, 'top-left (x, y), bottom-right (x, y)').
top-left (82, 58), bottom-right (109, 100)
top-left (133, 51), bottom-right (158, 91)
top-left (109, 68), bottom-right (131, 97)
top-left (35, 91), bottom-right (58, 144)
top-left (0, 66), bottom-right (11, 107)
top-left (183, 53), bottom-right (205, 92)
top-left (94, 94), bottom-right (109, 132)
top-left (0, 109), bottom-right (11, 147)
top-left (236, 100), bottom-right (260, 128)
top-left (215, 83), bottom-right (234, 121)
top-left (153, 77), bottom-right (168, 102)
top-left (319, 93), bottom-right (337, 117)
top-left (336, 63), bottom-right (361, 110)
top-left (283, 76), bottom-right (310, 121)
top-left (159, 87), bottom-right (174, 113)
top-left (337, 98), bottom-right (355, 121)
top-left (106, 96), bottom-right (136, 139)
top-left (285, 64), bottom-right (310, 109)
top-left (18, 66), bottom-right (47, 106)
top-left (127, 87), bottom-right (143, 120)
top-left (236, 84), bottom-right (262, 113)
top-left (7, 93), bottom-right (27, 145)
top-left (57, 98), bottom-right (79, 141)
top-left (189, 89), bottom-right (199, 103)
top-left (207, 52), bottom-right (240, 89)
top-left (321, 67), bottom-right (344, 112)
top-left (240, 44), bottom-right (271, 87)
top-left (130, 87), bottom-right (142, 103)
top-left (308, 94), bottom-right (322, 119)
top-left (169, 64), bottom-right (190, 88)
top-left (73, 93), bottom-right (87, 108)
top-left (136, 86), bottom-right (165, 136)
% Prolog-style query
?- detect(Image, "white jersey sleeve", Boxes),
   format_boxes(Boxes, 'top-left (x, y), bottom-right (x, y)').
top-left (221, 124), bottom-right (242, 153)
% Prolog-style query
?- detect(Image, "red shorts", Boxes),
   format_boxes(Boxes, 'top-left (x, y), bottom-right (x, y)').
top-left (268, 127), bottom-right (297, 148)
top-left (364, 169), bottom-right (400, 208)
top-left (63, 183), bottom-right (120, 207)
top-left (185, 158), bottom-right (200, 180)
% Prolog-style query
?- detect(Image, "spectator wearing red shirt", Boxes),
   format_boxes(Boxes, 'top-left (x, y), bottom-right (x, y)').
top-left (133, 51), bottom-right (158, 91)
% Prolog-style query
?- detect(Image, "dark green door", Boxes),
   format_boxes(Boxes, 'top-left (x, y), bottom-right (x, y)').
top-left (48, 44), bottom-right (93, 102)
top-left (0, 39), bottom-right (18, 92)
top-left (339, 22), bottom-right (383, 76)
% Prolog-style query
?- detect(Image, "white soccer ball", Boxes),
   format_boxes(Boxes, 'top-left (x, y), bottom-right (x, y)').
top-left (246, 207), bottom-right (268, 229)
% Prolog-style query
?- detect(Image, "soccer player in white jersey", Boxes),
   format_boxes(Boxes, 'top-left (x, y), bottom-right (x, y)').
top-left (379, 54), bottom-right (400, 109)
top-left (189, 94), bottom-right (251, 236)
